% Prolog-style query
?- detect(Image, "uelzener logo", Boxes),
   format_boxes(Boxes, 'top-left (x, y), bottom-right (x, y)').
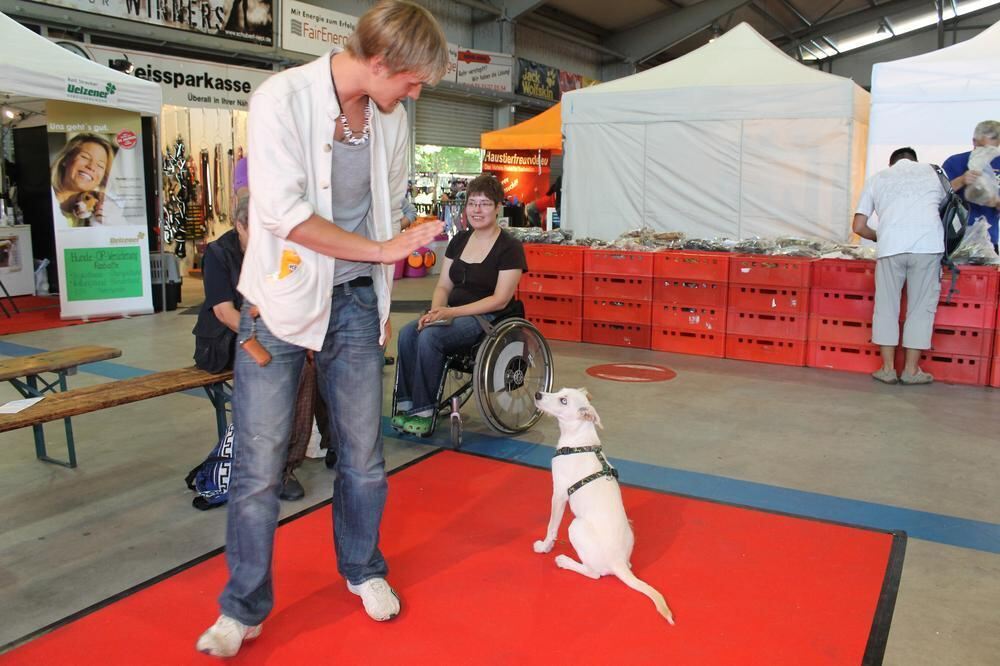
top-left (67, 81), bottom-right (117, 100)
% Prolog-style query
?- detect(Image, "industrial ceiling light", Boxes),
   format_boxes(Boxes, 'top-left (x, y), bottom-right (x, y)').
top-left (108, 54), bottom-right (135, 75)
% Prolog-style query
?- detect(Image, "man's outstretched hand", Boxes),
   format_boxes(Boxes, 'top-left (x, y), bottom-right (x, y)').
top-left (379, 221), bottom-right (443, 264)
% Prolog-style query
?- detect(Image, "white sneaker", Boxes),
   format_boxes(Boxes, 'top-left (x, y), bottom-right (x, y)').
top-left (347, 578), bottom-right (400, 621)
top-left (196, 615), bottom-right (262, 657)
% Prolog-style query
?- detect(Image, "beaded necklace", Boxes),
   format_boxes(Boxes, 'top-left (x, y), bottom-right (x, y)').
top-left (331, 72), bottom-right (371, 146)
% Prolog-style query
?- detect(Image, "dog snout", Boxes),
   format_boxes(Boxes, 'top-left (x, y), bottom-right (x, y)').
top-left (534, 392), bottom-right (543, 400)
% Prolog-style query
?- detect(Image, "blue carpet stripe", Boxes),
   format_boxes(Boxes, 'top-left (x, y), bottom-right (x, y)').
top-left (4, 340), bottom-right (996, 555)
top-left (384, 424), bottom-right (1000, 555)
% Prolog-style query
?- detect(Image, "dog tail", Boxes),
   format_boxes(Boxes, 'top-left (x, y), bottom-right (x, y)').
top-left (611, 563), bottom-right (675, 625)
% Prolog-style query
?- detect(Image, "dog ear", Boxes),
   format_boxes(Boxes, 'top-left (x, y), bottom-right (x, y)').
top-left (578, 387), bottom-right (592, 401)
top-left (578, 405), bottom-right (603, 429)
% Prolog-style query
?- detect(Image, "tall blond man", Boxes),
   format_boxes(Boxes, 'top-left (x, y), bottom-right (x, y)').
top-left (197, 1), bottom-right (448, 657)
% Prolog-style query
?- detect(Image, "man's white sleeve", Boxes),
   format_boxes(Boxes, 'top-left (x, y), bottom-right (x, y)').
top-left (247, 91), bottom-right (315, 239)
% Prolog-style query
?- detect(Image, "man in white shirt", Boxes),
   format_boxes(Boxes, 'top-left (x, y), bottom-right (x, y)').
top-left (852, 147), bottom-right (947, 385)
top-left (197, 1), bottom-right (448, 658)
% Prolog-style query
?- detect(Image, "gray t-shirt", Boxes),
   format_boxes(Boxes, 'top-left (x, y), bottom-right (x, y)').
top-left (331, 137), bottom-right (373, 284)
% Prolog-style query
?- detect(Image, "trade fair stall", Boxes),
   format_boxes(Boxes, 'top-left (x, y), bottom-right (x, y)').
top-left (561, 22), bottom-right (870, 243)
top-left (0, 11), bottom-right (162, 318)
top-left (867, 20), bottom-right (1000, 174)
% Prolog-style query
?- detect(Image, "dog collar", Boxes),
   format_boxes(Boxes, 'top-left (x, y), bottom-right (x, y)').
top-left (553, 445), bottom-right (620, 496)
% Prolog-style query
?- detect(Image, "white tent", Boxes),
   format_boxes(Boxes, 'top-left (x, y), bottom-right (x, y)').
top-left (561, 23), bottom-right (870, 242)
top-left (0, 10), bottom-right (161, 115)
top-left (867, 20), bottom-right (1000, 177)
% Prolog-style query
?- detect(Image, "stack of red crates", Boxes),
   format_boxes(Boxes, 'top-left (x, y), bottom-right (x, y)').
top-left (519, 244), bottom-right (586, 342)
top-left (725, 255), bottom-right (814, 366)
top-left (919, 267), bottom-right (997, 385)
top-left (649, 251), bottom-right (729, 357)
top-left (807, 259), bottom-right (880, 373)
top-left (581, 249), bottom-right (656, 348)
top-left (808, 260), bottom-right (998, 385)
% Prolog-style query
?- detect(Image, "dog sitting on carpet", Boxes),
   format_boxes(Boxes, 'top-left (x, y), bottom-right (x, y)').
top-left (533, 388), bottom-right (674, 625)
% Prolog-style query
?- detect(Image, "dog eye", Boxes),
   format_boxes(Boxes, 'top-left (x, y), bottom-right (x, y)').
top-left (559, 397), bottom-right (567, 405)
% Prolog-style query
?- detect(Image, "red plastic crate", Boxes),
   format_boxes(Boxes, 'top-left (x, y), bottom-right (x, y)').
top-left (582, 320), bottom-right (651, 349)
top-left (912, 351), bottom-right (989, 386)
top-left (651, 303), bottom-right (725, 332)
top-left (811, 259), bottom-right (876, 292)
top-left (729, 255), bottom-right (814, 287)
top-left (810, 288), bottom-right (875, 320)
top-left (728, 284), bottom-right (809, 315)
top-left (584, 249), bottom-right (655, 277)
top-left (725, 334), bottom-right (806, 366)
top-left (523, 244), bottom-right (585, 274)
top-left (929, 325), bottom-right (994, 357)
top-left (651, 328), bottom-right (725, 357)
top-left (726, 310), bottom-right (808, 340)
top-left (583, 297), bottom-right (652, 325)
top-left (990, 357), bottom-right (1000, 388)
top-left (653, 279), bottom-right (728, 307)
top-left (653, 251), bottom-right (730, 281)
top-left (584, 274), bottom-right (653, 301)
top-left (806, 341), bottom-right (881, 374)
top-left (934, 299), bottom-right (995, 329)
top-left (808, 316), bottom-right (873, 346)
top-left (521, 293), bottom-right (581, 320)
top-left (941, 265), bottom-right (1000, 303)
top-left (519, 271), bottom-right (582, 296)
top-left (527, 315), bottom-right (581, 343)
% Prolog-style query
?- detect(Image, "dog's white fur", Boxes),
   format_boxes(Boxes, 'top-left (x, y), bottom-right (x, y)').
top-left (533, 388), bottom-right (674, 624)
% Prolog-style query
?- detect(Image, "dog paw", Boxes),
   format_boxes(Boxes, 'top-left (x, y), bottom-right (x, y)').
top-left (533, 540), bottom-right (553, 553)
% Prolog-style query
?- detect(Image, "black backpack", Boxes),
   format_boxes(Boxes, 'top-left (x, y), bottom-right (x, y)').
top-left (931, 164), bottom-right (969, 301)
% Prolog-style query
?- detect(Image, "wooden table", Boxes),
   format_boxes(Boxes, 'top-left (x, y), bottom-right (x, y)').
top-left (1, 345), bottom-right (122, 467)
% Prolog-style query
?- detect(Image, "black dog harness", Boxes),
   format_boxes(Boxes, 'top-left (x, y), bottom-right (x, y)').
top-left (553, 445), bottom-right (620, 496)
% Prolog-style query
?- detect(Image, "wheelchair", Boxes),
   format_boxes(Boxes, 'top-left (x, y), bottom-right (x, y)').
top-left (391, 302), bottom-right (554, 448)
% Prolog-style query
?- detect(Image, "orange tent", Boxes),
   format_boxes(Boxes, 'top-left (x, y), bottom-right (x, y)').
top-left (480, 102), bottom-right (562, 152)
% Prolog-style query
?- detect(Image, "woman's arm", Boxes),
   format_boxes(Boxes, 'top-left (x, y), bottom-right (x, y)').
top-left (418, 258), bottom-right (456, 329)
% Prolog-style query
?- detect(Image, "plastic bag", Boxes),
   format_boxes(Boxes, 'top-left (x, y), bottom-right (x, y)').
top-left (964, 146), bottom-right (1000, 206)
top-left (33, 258), bottom-right (50, 296)
top-left (951, 216), bottom-right (1000, 265)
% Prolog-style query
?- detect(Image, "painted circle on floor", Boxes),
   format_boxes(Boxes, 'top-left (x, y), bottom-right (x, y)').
top-left (585, 363), bottom-right (676, 382)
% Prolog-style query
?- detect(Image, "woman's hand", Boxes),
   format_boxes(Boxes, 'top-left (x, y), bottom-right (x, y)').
top-left (417, 307), bottom-right (451, 330)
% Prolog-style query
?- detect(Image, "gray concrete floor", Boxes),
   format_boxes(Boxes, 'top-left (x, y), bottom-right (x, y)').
top-left (1, 274), bottom-right (998, 664)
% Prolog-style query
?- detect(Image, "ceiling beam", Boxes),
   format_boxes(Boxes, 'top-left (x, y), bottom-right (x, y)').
top-left (496, 0), bottom-right (548, 20)
top-left (774, 0), bottom-right (934, 48)
top-left (603, 0), bottom-right (753, 62)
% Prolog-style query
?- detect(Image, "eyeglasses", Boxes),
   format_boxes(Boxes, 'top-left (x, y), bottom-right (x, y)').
top-left (466, 200), bottom-right (496, 209)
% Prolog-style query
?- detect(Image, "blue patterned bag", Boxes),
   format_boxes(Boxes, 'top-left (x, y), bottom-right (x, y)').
top-left (185, 424), bottom-right (235, 511)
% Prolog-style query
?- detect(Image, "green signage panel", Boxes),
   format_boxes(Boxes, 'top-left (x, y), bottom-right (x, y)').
top-left (64, 246), bottom-right (143, 301)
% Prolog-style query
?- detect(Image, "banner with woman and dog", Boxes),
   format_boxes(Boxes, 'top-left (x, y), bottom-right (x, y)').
top-left (47, 100), bottom-right (153, 318)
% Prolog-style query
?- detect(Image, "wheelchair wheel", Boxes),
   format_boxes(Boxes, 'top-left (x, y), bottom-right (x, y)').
top-left (472, 318), bottom-right (553, 434)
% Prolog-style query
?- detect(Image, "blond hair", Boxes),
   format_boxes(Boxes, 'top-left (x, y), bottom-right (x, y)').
top-left (346, 0), bottom-right (449, 84)
top-left (974, 120), bottom-right (1000, 143)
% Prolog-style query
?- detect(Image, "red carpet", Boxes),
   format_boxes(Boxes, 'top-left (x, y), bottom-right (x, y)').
top-left (0, 296), bottom-right (119, 334)
top-left (1, 451), bottom-right (903, 665)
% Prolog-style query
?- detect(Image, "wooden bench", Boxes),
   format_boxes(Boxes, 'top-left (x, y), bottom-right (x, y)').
top-left (1, 350), bottom-right (232, 467)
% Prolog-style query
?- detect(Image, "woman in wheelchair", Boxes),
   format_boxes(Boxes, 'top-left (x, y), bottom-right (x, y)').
top-left (393, 174), bottom-right (528, 436)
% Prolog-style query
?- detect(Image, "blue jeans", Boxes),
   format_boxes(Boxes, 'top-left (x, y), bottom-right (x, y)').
top-left (219, 283), bottom-right (387, 626)
top-left (394, 315), bottom-right (490, 414)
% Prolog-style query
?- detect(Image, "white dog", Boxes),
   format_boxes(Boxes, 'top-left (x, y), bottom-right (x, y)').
top-left (533, 388), bottom-right (674, 624)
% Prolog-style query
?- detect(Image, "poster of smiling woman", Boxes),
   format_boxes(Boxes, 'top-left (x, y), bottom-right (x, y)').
top-left (47, 100), bottom-right (153, 318)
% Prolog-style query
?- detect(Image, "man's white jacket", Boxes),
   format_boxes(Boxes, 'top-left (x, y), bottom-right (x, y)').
top-left (238, 50), bottom-right (408, 350)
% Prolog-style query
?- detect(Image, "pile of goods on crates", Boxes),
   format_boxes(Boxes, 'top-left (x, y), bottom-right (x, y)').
top-left (515, 226), bottom-right (1000, 387)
